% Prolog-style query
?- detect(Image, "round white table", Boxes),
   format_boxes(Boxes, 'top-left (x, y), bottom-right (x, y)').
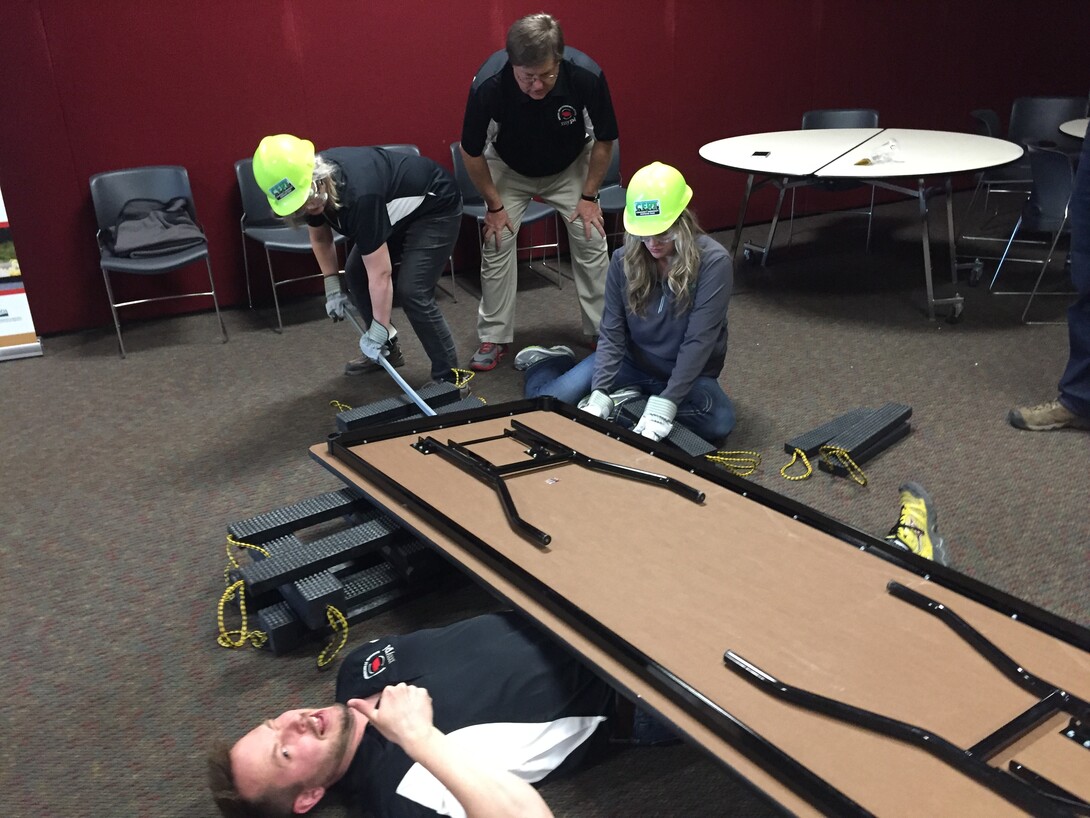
top-left (1060, 118), bottom-right (1088, 139)
top-left (700, 128), bottom-right (1024, 319)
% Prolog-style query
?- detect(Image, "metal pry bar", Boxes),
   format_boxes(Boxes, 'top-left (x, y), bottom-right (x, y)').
top-left (343, 306), bottom-right (436, 417)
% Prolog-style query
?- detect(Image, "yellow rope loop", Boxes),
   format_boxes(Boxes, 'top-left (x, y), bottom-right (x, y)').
top-left (226, 534), bottom-right (270, 564)
top-left (780, 448), bottom-right (813, 481)
top-left (317, 605), bottom-right (349, 668)
top-left (330, 399), bottom-right (353, 412)
top-left (819, 445), bottom-right (868, 487)
top-left (705, 450), bottom-right (762, 477)
top-left (216, 579), bottom-right (268, 650)
top-left (450, 368), bottom-right (474, 389)
top-left (224, 534), bottom-right (270, 581)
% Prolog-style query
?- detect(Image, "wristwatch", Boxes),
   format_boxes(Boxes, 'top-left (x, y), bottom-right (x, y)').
top-left (581, 193), bottom-right (600, 203)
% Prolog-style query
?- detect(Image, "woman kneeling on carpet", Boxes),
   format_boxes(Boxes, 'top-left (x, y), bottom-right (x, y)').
top-left (517, 161), bottom-right (735, 443)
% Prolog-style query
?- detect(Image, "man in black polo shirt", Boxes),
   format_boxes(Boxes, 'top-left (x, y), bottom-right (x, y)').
top-left (460, 13), bottom-right (618, 372)
top-left (210, 612), bottom-right (616, 817)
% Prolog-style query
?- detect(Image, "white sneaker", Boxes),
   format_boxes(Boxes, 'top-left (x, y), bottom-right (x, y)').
top-left (513, 345), bottom-right (575, 371)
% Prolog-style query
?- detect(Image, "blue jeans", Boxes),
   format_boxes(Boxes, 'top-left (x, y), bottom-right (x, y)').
top-left (345, 210), bottom-right (461, 381)
top-left (1059, 136), bottom-right (1090, 418)
top-left (524, 352), bottom-right (736, 442)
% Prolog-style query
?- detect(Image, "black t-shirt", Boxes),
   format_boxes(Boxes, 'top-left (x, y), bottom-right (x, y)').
top-left (460, 47), bottom-right (619, 178)
top-left (307, 147), bottom-right (461, 255)
top-left (332, 612), bottom-right (615, 818)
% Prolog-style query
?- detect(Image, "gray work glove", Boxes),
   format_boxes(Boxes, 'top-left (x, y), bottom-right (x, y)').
top-left (359, 321), bottom-right (391, 362)
top-left (324, 275), bottom-right (349, 321)
top-left (633, 395), bottom-right (677, 442)
top-left (579, 390), bottom-right (614, 419)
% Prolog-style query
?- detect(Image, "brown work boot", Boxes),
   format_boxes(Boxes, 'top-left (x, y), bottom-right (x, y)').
top-left (1007, 399), bottom-right (1090, 431)
top-left (345, 336), bottom-right (405, 376)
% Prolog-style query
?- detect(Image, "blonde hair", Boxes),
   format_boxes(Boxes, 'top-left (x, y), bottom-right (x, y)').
top-left (284, 155), bottom-right (340, 226)
top-left (621, 209), bottom-right (704, 316)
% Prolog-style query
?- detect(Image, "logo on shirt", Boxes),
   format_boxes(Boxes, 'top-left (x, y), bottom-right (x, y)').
top-left (361, 644), bottom-right (396, 679)
top-left (556, 105), bottom-right (578, 126)
top-left (633, 199), bottom-right (661, 217)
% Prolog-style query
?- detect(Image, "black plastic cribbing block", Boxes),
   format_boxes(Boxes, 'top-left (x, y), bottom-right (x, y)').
top-left (342, 561), bottom-right (403, 604)
top-left (279, 571), bottom-right (345, 631)
top-left (227, 487), bottom-right (369, 545)
top-left (822, 402), bottom-right (912, 458)
top-left (383, 539), bottom-right (449, 583)
top-left (819, 422), bottom-right (912, 476)
top-left (240, 515), bottom-right (406, 596)
top-left (255, 600), bottom-right (309, 655)
top-left (342, 562), bottom-right (434, 621)
top-left (335, 381), bottom-right (464, 432)
top-left (784, 408), bottom-right (872, 456)
top-left (618, 398), bottom-right (718, 457)
top-left (253, 560), bottom-right (448, 655)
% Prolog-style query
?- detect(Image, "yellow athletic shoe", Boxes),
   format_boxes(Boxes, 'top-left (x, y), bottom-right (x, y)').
top-left (885, 482), bottom-right (949, 566)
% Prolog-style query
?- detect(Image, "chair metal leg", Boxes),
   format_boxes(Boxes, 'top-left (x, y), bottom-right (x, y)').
top-left (101, 267), bottom-right (127, 358)
top-left (241, 221), bottom-right (254, 310)
top-left (523, 214), bottom-right (563, 289)
top-left (437, 256), bottom-right (458, 302)
top-left (989, 215), bottom-right (1023, 290)
top-left (206, 257), bottom-right (228, 343)
top-left (1022, 223), bottom-right (1070, 325)
top-left (864, 185), bottom-right (876, 253)
top-left (786, 187), bottom-right (797, 248)
top-left (265, 247), bottom-right (284, 333)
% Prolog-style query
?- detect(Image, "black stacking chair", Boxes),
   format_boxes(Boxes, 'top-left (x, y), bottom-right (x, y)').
top-left (90, 165), bottom-right (227, 358)
top-left (990, 145), bottom-right (1077, 324)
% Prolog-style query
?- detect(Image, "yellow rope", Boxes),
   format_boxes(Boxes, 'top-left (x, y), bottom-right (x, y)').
top-left (317, 605), bottom-right (349, 668)
top-left (216, 579), bottom-right (268, 649)
top-left (705, 450), bottom-right (761, 477)
top-left (450, 368), bottom-right (474, 389)
top-left (217, 535), bottom-right (269, 650)
top-left (819, 445), bottom-right (868, 486)
top-left (330, 399), bottom-right (352, 412)
top-left (780, 448), bottom-right (813, 481)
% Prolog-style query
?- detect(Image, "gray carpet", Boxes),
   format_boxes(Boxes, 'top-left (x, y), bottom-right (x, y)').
top-left (1, 192), bottom-right (1085, 817)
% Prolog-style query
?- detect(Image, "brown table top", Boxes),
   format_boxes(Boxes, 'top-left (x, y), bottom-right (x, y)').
top-left (311, 410), bottom-right (1090, 815)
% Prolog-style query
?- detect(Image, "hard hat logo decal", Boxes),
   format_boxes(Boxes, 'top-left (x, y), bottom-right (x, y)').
top-left (634, 199), bottom-right (661, 217)
top-left (268, 178), bottom-right (297, 202)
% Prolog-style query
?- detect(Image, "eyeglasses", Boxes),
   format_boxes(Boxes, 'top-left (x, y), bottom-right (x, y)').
top-left (514, 64), bottom-right (559, 84)
top-left (641, 229), bottom-right (677, 244)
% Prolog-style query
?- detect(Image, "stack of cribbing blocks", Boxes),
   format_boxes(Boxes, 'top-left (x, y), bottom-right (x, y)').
top-left (335, 380), bottom-right (484, 432)
top-left (226, 488), bottom-right (456, 655)
top-left (616, 398), bottom-right (718, 457)
top-left (785, 403), bottom-right (912, 479)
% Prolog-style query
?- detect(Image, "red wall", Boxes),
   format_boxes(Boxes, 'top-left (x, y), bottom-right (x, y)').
top-left (0, 0), bottom-right (1086, 335)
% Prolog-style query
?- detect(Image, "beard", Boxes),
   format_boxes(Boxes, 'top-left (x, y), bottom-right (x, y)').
top-left (315, 703), bottom-right (355, 786)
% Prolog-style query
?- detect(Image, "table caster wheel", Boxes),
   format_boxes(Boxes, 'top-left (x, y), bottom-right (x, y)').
top-left (968, 258), bottom-right (983, 287)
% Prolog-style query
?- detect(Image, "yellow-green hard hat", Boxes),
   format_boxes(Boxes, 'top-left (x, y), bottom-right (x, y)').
top-left (252, 134), bottom-right (315, 216)
top-left (623, 161), bottom-right (693, 236)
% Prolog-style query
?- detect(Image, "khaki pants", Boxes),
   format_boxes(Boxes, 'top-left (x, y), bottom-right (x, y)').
top-left (478, 141), bottom-right (608, 342)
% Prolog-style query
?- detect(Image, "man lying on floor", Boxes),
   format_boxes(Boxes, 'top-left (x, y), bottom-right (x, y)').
top-left (208, 611), bottom-right (661, 818)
